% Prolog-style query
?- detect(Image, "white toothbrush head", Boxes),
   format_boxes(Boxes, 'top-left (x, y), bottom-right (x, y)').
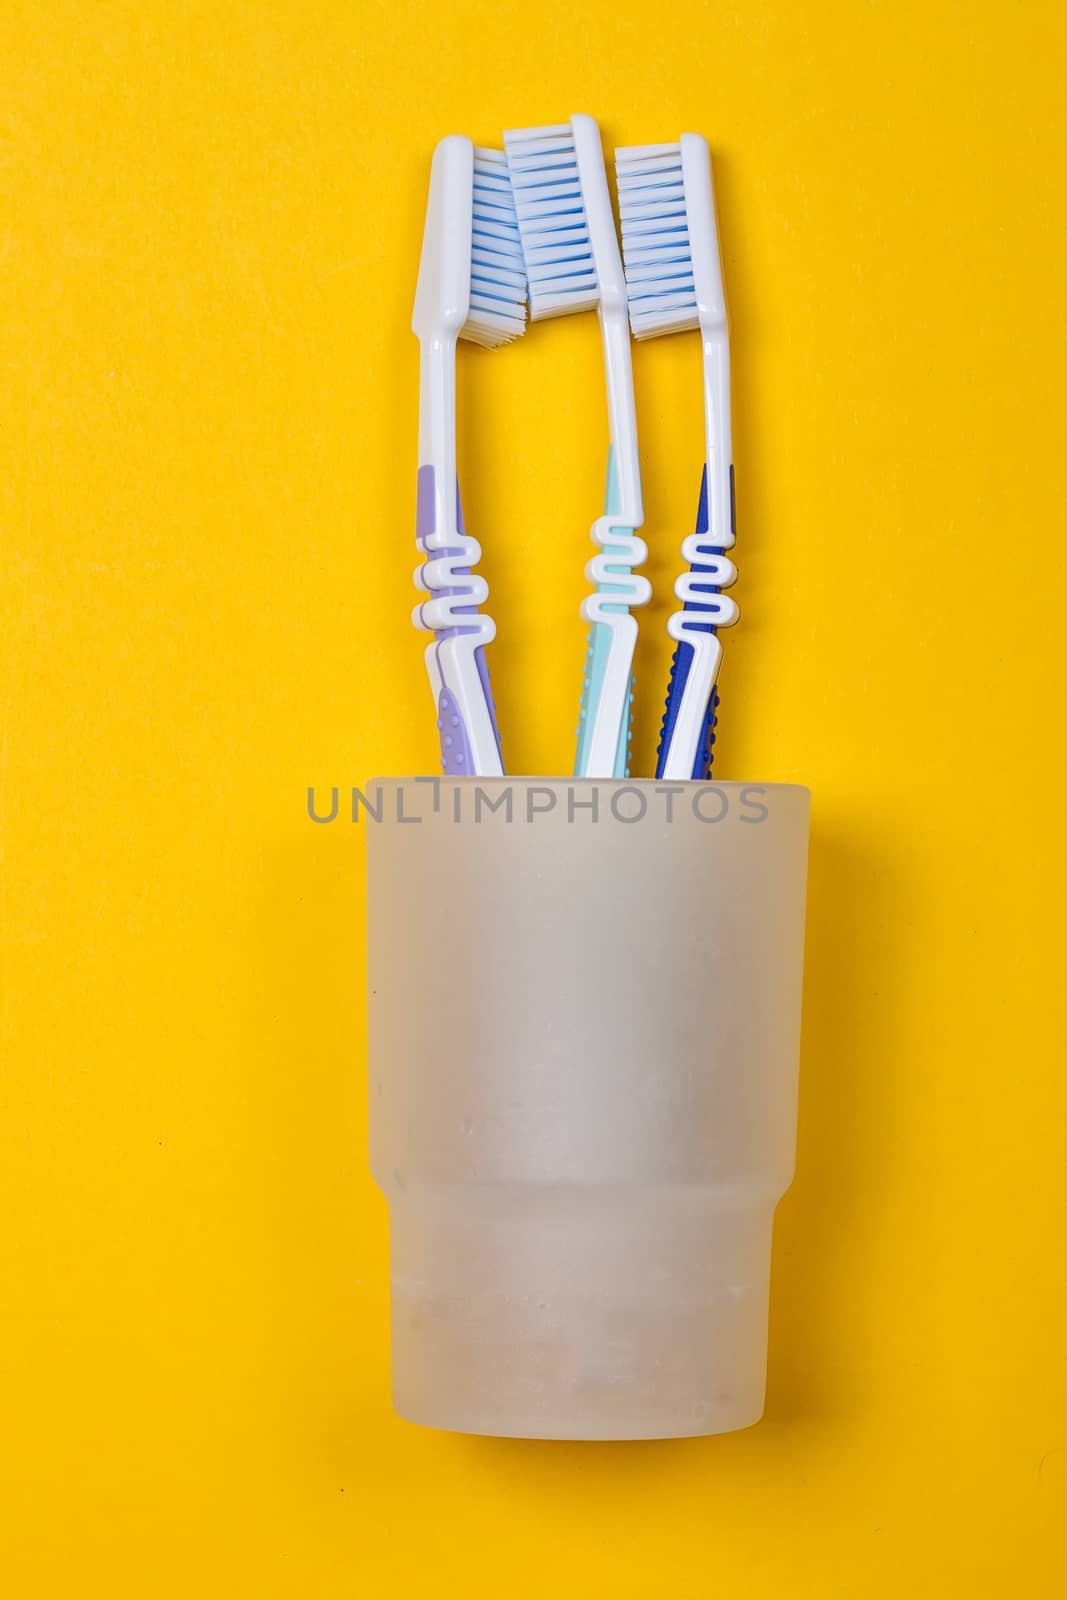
top-left (413, 136), bottom-right (527, 349)
top-left (616, 133), bottom-right (726, 340)
top-left (504, 116), bottom-right (622, 321)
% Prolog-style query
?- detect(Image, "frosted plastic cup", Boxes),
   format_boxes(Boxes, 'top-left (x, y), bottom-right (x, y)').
top-left (367, 777), bottom-right (810, 1440)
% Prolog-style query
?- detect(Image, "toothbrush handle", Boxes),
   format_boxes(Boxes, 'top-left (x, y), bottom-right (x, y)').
top-left (655, 465), bottom-right (737, 781)
top-left (413, 466), bottom-right (504, 778)
top-left (574, 449), bottom-right (650, 779)
top-left (659, 665), bottom-right (720, 782)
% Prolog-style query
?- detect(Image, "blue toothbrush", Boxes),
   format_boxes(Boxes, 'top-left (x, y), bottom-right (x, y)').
top-left (616, 134), bottom-right (740, 780)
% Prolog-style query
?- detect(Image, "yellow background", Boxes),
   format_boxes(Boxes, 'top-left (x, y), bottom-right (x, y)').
top-left (2, 1), bottom-right (1065, 1593)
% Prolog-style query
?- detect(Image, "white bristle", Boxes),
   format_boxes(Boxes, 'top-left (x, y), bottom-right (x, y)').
top-left (503, 123), bottom-right (599, 321)
top-left (464, 147), bottom-right (528, 349)
top-left (616, 143), bottom-right (699, 340)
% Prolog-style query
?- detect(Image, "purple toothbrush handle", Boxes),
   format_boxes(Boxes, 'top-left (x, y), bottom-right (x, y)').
top-left (415, 466), bottom-right (502, 774)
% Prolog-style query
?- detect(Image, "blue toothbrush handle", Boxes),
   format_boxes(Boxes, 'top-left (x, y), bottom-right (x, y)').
top-left (655, 465), bottom-right (731, 781)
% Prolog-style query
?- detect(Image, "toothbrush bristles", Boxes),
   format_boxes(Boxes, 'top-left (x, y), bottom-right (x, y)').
top-left (503, 124), bottom-right (599, 321)
top-left (464, 148), bottom-right (527, 349)
top-left (616, 144), bottom-right (699, 339)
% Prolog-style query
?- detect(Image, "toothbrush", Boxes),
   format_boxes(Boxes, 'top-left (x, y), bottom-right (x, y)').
top-left (412, 136), bottom-right (527, 777)
top-left (615, 134), bottom-right (740, 781)
top-left (504, 116), bottom-right (651, 779)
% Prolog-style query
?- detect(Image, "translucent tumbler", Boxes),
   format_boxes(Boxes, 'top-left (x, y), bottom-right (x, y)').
top-left (367, 778), bottom-right (810, 1439)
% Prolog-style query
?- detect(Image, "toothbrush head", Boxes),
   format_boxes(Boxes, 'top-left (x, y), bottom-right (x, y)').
top-left (504, 116), bottom-right (622, 321)
top-left (615, 133), bottom-right (726, 340)
top-left (413, 135), bottom-right (527, 349)
top-left (466, 147), bottom-right (528, 348)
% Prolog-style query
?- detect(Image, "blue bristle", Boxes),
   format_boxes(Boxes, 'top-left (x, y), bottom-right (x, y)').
top-left (503, 124), bottom-right (599, 320)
